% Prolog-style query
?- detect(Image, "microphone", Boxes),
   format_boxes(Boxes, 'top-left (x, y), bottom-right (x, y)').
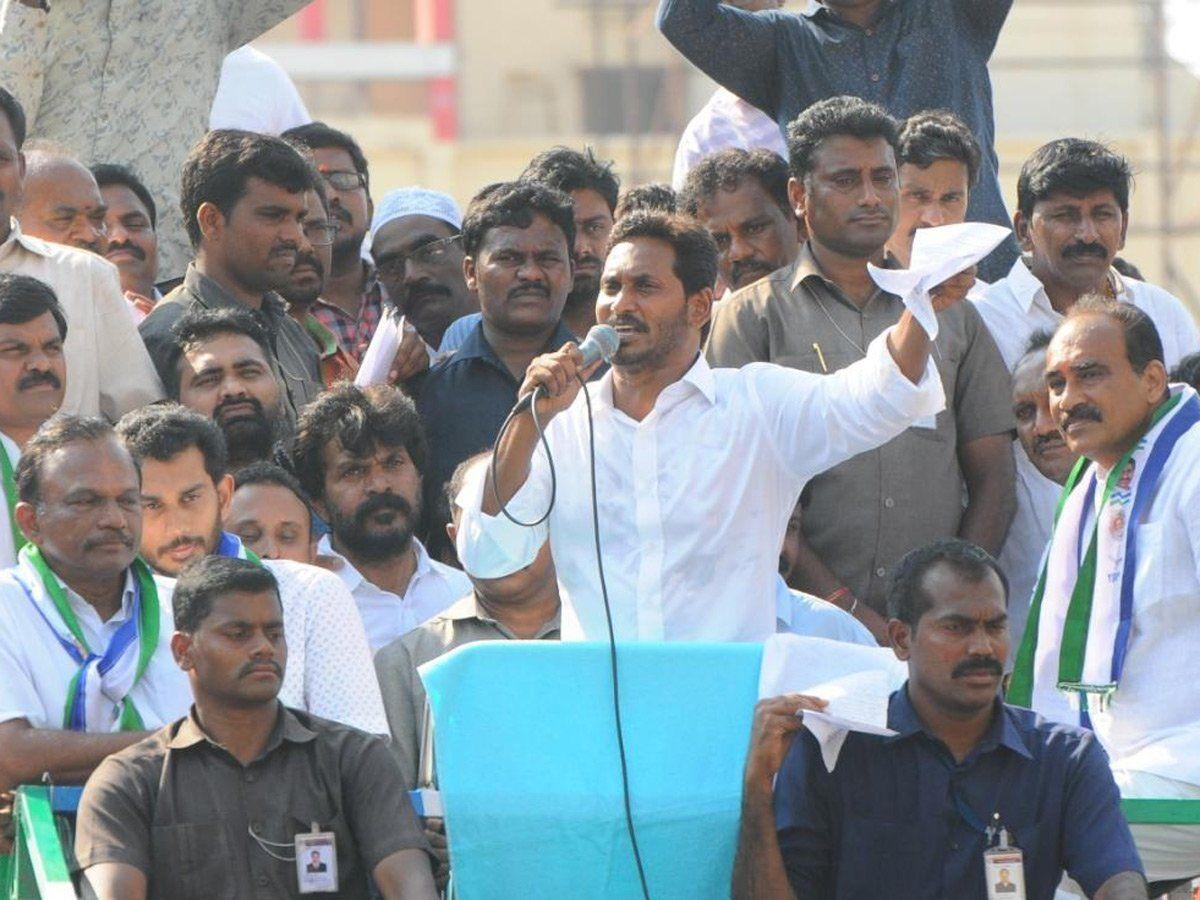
top-left (512, 324), bottom-right (620, 413)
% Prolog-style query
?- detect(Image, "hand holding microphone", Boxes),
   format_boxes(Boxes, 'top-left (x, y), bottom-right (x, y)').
top-left (515, 324), bottom-right (619, 421)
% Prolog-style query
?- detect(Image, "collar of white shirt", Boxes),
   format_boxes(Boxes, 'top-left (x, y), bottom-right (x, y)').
top-left (317, 532), bottom-right (436, 598)
top-left (590, 353), bottom-right (718, 415)
top-left (1005, 255), bottom-right (1124, 314)
top-left (19, 552), bottom-right (138, 636)
top-left (0, 218), bottom-right (54, 261)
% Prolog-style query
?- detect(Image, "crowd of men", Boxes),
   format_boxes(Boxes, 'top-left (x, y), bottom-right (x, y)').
top-left (0, 0), bottom-right (1199, 897)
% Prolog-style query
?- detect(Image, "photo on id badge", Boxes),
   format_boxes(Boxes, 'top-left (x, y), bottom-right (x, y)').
top-left (984, 848), bottom-right (1026, 900)
top-left (296, 830), bottom-right (338, 894)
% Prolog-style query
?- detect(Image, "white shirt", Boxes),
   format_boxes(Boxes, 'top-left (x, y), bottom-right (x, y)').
top-left (1030, 411), bottom-right (1200, 787)
top-left (773, 578), bottom-right (876, 646)
top-left (261, 558), bottom-right (388, 734)
top-left (0, 558), bottom-right (191, 730)
top-left (458, 332), bottom-right (945, 642)
top-left (973, 257), bottom-right (1200, 372)
top-left (0, 432), bottom-right (19, 570)
top-left (672, 88), bottom-right (788, 191)
top-left (319, 535), bottom-right (472, 653)
top-left (209, 45), bottom-right (312, 135)
top-left (1000, 451), bottom-right (1062, 661)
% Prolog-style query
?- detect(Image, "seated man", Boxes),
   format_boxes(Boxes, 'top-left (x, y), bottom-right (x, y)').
top-left (226, 461), bottom-right (319, 565)
top-left (74, 556), bottom-right (438, 900)
top-left (293, 383), bottom-right (470, 653)
top-left (736, 539), bottom-right (1146, 899)
top-left (0, 273), bottom-right (67, 568)
top-left (0, 417), bottom-right (191, 795)
top-left (166, 307), bottom-right (290, 470)
top-left (116, 404), bottom-right (387, 734)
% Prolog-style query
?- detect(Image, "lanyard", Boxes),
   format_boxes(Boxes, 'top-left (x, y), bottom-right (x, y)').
top-left (0, 441), bottom-right (24, 554)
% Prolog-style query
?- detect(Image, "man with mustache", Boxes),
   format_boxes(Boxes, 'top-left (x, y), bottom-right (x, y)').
top-left (1009, 298), bottom-right (1200, 886)
top-left (167, 308), bottom-right (288, 471)
top-left (16, 147), bottom-right (108, 255)
top-left (74, 556), bottom-right (438, 900)
top-left (679, 147), bottom-right (801, 295)
top-left (737, 539), bottom-right (1145, 899)
top-left (117, 403), bottom-right (387, 734)
top-left (708, 97), bottom-right (1015, 643)
top-left (294, 382), bottom-right (470, 653)
top-left (92, 164), bottom-right (159, 322)
top-left (519, 146), bottom-right (619, 340)
top-left (0, 416), bottom-right (192, 800)
top-left (0, 274), bottom-right (67, 568)
top-left (139, 130), bottom-right (324, 424)
top-left (415, 182), bottom-right (584, 548)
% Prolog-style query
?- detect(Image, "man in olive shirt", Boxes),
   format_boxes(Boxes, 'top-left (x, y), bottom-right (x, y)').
top-left (708, 97), bottom-right (1014, 641)
top-left (139, 131), bottom-right (324, 426)
top-left (75, 556), bottom-right (437, 900)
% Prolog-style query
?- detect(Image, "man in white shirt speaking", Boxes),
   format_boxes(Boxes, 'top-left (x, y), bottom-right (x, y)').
top-left (458, 211), bottom-right (947, 642)
top-left (1008, 297), bottom-right (1200, 884)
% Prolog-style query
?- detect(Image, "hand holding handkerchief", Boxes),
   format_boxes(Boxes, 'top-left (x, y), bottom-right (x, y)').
top-left (868, 222), bottom-right (1011, 341)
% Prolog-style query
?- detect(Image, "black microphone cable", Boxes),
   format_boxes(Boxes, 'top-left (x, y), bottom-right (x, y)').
top-left (487, 376), bottom-right (652, 900)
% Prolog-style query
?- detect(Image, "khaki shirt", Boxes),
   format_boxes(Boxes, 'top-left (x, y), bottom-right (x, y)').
top-left (0, 219), bottom-right (163, 419)
top-left (74, 705), bottom-right (431, 900)
top-left (0, 0), bottom-right (310, 280)
top-left (374, 594), bottom-right (561, 790)
top-left (140, 263), bottom-right (323, 423)
top-left (707, 245), bottom-right (1014, 611)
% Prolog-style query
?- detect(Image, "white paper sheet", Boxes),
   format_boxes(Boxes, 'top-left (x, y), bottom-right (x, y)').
top-left (868, 222), bottom-right (1012, 341)
top-left (758, 634), bottom-right (908, 771)
top-left (354, 310), bottom-right (404, 386)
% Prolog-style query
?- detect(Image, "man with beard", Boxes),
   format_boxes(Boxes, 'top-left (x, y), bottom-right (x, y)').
top-left (293, 382), bottom-right (470, 652)
top-left (679, 147), bottom-right (800, 295)
top-left (116, 404), bottom-right (387, 734)
top-left (414, 182), bottom-right (582, 541)
top-left (0, 416), bottom-right (192, 797)
top-left (0, 274), bottom-right (67, 568)
top-left (15, 146), bottom-right (108, 255)
top-left (519, 146), bottom-right (618, 339)
top-left (167, 308), bottom-right (288, 471)
top-left (459, 210), bottom-right (948, 642)
top-left (975, 139), bottom-right (1199, 373)
top-left (92, 164), bottom-right (159, 321)
top-left (707, 97), bottom-right (1014, 643)
top-left (737, 540), bottom-right (1145, 899)
top-left (139, 130), bottom-right (323, 423)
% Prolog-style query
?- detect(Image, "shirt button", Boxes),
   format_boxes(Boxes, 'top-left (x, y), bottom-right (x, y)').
top-left (250, 820), bottom-right (263, 833)
top-left (870, 72), bottom-right (881, 83)
top-left (884, 497), bottom-right (895, 509)
top-left (258, 875), bottom-right (270, 887)
top-left (876, 567), bottom-right (887, 578)
top-left (865, 28), bottom-right (874, 36)
top-left (244, 772), bottom-right (256, 783)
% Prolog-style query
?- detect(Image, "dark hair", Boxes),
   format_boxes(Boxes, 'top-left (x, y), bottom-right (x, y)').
top-left (444, 450), bottom-right (491, 511)
top-left (460, 181), bottom-right (576, 258)
top-left (233, 460), bottom-right (315, 521)
top-left (1016, 138), bottom-right (1132, 218)
top-left (91, 163), bottom-right (158, 228)
top-left (887, 539), bottom-right (1009, 627)
top-left (282, 121), bottom-right (370, 192)
top-left (0, 273), bottom-right (67, 340)
top-left (174, 555), bottom-right (280, 633)
top-left (786, 96), bottom-right (899, 180)
top-left (116, 403), bottom-right (228, 484)
top-left (16, 416), bottom-right (133, 505)
top-left (1022, 328), bottom-right (1054, 358)
top-left (1170, 352), bottom-right (1200, 390)
top-left (1112, 256), bottom-right (1144, 282)
top-left (0, 87), bottom-right (26, 149)
top-left (615, 183), bottom-right (677, 220)
top-left (679, 148), bottom-right (791, 219)
top-left (164, 307), bottom-right (273, 399)
top-left (1064, 295), bottom-right (1164, 374)
top-left (292, 383), bottom-right (427, 501)
top-left (896, 110), bottom-right (981, 187)
top-left (606, 212), bottom-right (718, 296)
top-left (519, 146), bottom-right (620, 214)
top-left (179, 129), bottom-right (317, 249)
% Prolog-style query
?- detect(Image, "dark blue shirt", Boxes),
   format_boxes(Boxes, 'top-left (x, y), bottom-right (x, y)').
top-left (415, 318), bottom-right (578, 507)
top-left (774, 685), bottom-right (1142, 899)
top-left (657, 0), bottom-right (1019, 281)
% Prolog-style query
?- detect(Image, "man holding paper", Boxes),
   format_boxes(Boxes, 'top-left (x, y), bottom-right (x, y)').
top-left (1009, 298), bottom-right (1200, 884)
top-left (708, 97), bottom-right (1015, 642)
top-left (735, 539), bottom-right (1145, 899)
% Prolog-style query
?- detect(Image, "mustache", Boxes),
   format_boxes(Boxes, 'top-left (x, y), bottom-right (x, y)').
top-left (605, 314), bottom-right (649, 334)
top-left (508, 281), bottom-right (549, 301)
top-left (1063, 404), bottom-right (1103, 427)
top-left (292, 251), bottom-right (324, 278)
top-left (405, 278), bottom-right (450, 299)
top-left (951, 656), bottom-right (1003, 679)
top-left (353, 492), bottom-right (414, 526)
top-left (18, 369), bottom-right (61, 391)
top-left (730, 259), bottom-right (775, 285)
top-left (269, 242), bottom-right (298, 258)
top-left (574, 253), bottom-right (603, 268)
top-left (83, 530), bottom-right (134, 551)
top-left (158, 535), bottom-right (206, 555)
top-left (1033, 430), bottom-right (1067, 454)
top-left (331, 206), bottom-right (352, 225)
top-left (238, 659), bottom-right (281, 679)
top-left (215, 394), bottom-right (267, 422)
top-left (106, 239), bottom-right (145, 261)
top-left (1062, 242), bottom-right (1108, 260)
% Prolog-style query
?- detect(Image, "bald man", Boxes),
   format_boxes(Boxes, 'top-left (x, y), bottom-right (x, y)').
top-left (16, 148), bottom-right (109, 255)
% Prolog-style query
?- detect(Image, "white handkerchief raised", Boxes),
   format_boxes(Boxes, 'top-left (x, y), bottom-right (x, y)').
top-left (355, 311), bottom-right (404, 387)
top-left (759, 634), bottom-right (908, 771)
top-left (868, 222), bottom-right (1011, 341)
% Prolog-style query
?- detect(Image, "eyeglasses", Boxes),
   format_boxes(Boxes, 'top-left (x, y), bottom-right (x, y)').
top-left (319, 169), bottom-right (367, 192)
top-left (374, 235), bottom-right (461, 280)
top-left (304, 220), bottom-right (341, 246)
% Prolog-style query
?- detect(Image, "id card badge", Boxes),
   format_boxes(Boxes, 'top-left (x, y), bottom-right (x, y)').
top-left (295, 824), bottom-right (338, 894)
top-left (983, 845), bottom-right (1026, 900)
